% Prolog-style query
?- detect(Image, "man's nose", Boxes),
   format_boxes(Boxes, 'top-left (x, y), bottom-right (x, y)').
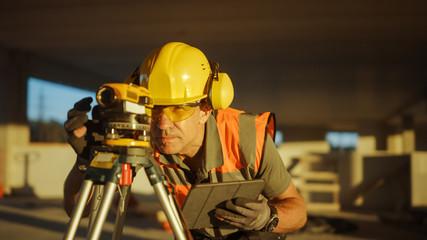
top-left (156, 112), bottom-right (173, 129)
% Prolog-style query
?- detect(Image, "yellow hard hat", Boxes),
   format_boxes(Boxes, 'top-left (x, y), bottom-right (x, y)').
top-left (139, 42), bottom-right (234, 109)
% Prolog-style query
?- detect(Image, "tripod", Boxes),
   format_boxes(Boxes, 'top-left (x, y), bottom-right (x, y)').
top-left (63, 145), bottom-right (192, 240)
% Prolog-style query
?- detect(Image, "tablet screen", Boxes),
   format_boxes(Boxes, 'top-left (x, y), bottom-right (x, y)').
top-left (181, 179), bottom-right (265, 229)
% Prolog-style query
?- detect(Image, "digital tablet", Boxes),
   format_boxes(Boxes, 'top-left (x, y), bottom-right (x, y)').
top-left (181, 179), bottom-right (265, 229)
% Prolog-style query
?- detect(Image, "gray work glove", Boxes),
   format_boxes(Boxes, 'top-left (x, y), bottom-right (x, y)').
top-left (214, 195), bottom-right (271, 231)
top-left (64, 97), bottom-right (101, 170)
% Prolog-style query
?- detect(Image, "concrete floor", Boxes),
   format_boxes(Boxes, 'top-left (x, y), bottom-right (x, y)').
top-left (0, 197), bottom-right (426, 240)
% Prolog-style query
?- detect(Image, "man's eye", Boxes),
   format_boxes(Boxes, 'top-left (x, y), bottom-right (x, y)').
top-left (172, 106), bottom-right (186, 111)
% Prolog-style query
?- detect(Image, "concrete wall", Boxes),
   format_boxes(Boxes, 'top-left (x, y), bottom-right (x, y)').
top-left (353, 151), bottom-right (427, 211)
top-left (277, 133), bottom-right (427, 211)
top-left (411, 152), bottom-right (427, 208)
top-left (3, 141), bottom-right (154, 198)
top-left (360, 154), bottom-right (411, 211)
top-left (277, 140), bottom-right (330, 188)
top-left (7, 143), bottom-right (75, 198)
top-left (0, 124), bottom-right (30, 196)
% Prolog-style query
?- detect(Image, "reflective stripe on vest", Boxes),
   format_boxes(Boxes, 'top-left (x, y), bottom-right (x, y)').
top-left (214, 108), bottom-right (275, 179)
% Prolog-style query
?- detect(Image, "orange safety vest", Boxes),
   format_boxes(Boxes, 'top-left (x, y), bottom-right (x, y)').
top-left (155, 107), bottom-right (276, 207)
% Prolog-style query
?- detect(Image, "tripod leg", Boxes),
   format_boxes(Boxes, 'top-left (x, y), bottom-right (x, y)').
top-left (112, 185), bottom-right (132, 240)
top-left (144, 164), bottom-right (191, 240)
top-left (64, 179), bottom-right (94, 240)
top-left (152, 181), bottom-right (190, 240)
top-left (86, 182), bottom-right (117, 240)
top-left (88, 185), bottom-right (104, 234)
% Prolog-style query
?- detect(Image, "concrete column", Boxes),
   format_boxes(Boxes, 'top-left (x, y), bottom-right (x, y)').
top-left (0, 49), bottom-right (31, 195)
top-left (0, 49), bottom-right (30, 124)
top-left (402, 115), bottom-right (415, 153)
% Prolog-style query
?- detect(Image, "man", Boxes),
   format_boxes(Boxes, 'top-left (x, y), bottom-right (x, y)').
top-left (64, 42), bottom-right (306, 239)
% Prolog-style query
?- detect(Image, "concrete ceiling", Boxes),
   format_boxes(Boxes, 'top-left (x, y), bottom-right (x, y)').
top-left (1, 0), bottom-right (427, 131)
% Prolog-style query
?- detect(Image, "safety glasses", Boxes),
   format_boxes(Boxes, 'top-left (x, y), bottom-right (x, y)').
top-left (151, 102), bottom-right (201, 122)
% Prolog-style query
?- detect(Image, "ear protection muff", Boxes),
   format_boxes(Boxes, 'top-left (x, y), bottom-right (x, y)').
top-left (207, 62), bottom-right (234, 110)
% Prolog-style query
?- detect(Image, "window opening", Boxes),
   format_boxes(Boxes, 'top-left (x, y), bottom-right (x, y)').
top-left (27, 77), bottom-right (96, 142)
top-left (326, 131), bottom-right (359, 152)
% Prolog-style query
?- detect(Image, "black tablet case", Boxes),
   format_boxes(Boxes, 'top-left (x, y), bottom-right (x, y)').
top-left (181, 179), bottom-right (265, 229)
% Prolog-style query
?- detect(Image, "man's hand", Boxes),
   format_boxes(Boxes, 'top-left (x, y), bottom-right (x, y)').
top-left (214, 196), bottom-right (271, 231)
top-left (64, 97), bottom-right (101, 164)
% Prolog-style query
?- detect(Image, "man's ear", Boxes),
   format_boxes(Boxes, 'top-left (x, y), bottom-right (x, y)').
top-left (199, 103), bottom-right (212, 124)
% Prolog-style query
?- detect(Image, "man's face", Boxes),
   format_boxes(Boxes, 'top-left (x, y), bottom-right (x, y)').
top-left (150, 104), bottom-right (209, 158)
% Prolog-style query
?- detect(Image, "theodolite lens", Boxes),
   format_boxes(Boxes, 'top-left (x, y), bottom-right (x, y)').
top-left (97, 86), bottom-right (116, 107)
